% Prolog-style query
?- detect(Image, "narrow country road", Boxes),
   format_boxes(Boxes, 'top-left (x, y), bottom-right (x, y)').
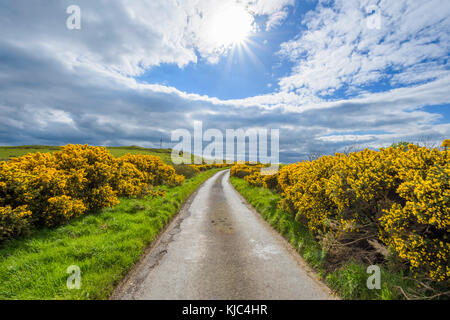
top-left (113, 170), bottom-right (334, 300)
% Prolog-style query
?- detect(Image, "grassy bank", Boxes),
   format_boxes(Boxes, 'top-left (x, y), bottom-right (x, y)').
top-left (0, 169), bottom-right (222, 300)
top-left (230, 176), bottom-right (415, 300)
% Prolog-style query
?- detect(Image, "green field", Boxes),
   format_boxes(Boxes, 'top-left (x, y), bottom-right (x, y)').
top-left (0, 145), bottom-right (177, 164)
top-left (0, 169), bottom-right (223, 300)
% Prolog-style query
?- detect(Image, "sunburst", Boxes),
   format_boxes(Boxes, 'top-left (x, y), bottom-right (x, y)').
top-left (205, 3), bottom-right (254, 47)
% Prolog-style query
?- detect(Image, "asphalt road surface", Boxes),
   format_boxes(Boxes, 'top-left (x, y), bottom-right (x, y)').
top-left (113, 170), bottom-right (334, 300)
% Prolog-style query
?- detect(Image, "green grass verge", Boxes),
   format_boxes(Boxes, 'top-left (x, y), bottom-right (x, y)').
top-left (0, 169), bottom-right (223, 300)
top-left (230, 176), bottom-right (414, 300)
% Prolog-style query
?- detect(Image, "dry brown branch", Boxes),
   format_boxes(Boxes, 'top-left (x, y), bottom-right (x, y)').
top-left (342, 234), bottom-right (377, 246)
top-left (394, 285), bottom-right (411, 300)
top-left (423, 291), bottom-right (450, 300)
top-left (367, 239), bottom-right (389, 257)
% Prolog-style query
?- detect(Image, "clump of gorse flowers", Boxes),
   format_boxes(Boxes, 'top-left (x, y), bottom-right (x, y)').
top-left (232, 141), bottom-right (449, 283)
top-left (0, 145), bottom-right (184, 241)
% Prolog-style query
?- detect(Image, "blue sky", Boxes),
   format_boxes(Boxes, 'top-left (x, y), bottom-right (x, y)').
top-left (138, 1), bottom-right (316, 100)
top-left (0, 0), bottom-right (449, 162)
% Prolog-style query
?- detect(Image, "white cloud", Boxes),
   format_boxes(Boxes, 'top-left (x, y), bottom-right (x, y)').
top-left (0, 0), bottom-right (449, 161)
top-left (278, 0), bottom-right (450, 96)
top-left (1, 0), bottom-right (299, 75)
top-left (247, 0), bottom-right (294, 31)
top-left (266, 9), bottom-right (289, 30)
top-left (0, 0), bottom-right (292, 76)
top-left (248, 0), bottom-right (294, 15)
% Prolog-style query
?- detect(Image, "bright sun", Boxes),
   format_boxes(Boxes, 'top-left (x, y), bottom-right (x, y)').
top-left (207, 4), bottom-right (253, 47)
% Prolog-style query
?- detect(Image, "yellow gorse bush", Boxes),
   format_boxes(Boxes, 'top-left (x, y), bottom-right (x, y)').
top-left (189, 163), bottom-right (230, 172)
top-left (0, 205), bottom-right (32, 241)
top-left (230, 163), bottom-right (282, 191)
top-left (379, 144), bottom-right (449, 281)
top-left (442, 139), bottom-right (450, 149)
top-left (0, 145), bottom-right (184, 240)
top-left (114, 154), bottom-right (184, 197)
top-left (231, 141), bottom-right (449, 282)
top-left (230, 163), bottom-right (264, 179)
